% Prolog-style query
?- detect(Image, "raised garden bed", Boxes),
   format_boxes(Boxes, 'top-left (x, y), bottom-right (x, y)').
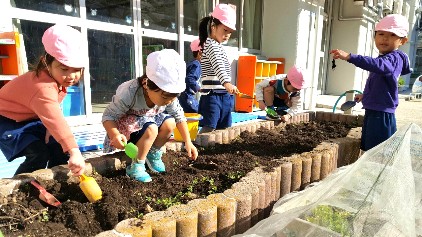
top-left (0, 111), bottom-right (362, 237)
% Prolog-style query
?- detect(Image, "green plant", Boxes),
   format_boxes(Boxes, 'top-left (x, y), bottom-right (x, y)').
top-left (155, 192), bottom-right (183, 209)
top-left (398, 77), bottom-right (405, 86)
top-left (41, 209), bottom-right (49, 222)
top-left (304, 205), bottom-right (353, 236)
top-left (200, 176), bottom-right (217, 195)
top-left (128, 207), bottom-right (143, 219)
top-left (226, 171), bottom-right (244, 181)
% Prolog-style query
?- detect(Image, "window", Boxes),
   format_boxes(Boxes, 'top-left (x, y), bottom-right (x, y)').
top-left (86, 0), bottom-right (133, 25)
top-left (242, 0), bottom-right (262, 49)
top-left (183, 0), bottom-right (213, 36)
top-left (141, 37), bottom-right (177, 72)
top-left (11, 0), bottom-right (79, 16)
top-left (220, 0), bottom-right (263, 50)
top-left (15, 20), bottom-right (51, 69)
top-left (140, 0), bottom-right (177, 33)
top-left (88, 30), bottom-right (135, 113)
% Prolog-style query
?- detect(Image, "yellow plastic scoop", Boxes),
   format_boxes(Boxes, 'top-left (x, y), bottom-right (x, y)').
top-left (237, 92), bottom-right (255, 99)
top-left (79, 174), bottom-right (102, 203)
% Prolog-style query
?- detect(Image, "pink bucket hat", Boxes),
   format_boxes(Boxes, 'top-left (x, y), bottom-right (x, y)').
top-left (146, 49), bottom-right (186, 93)
top-left (42, 24), bottom-right (87, 68)
top-left (375, 14), bottom-right (409, 37)
top-left (211, 4), bottom-right (236, 30)
top-left (287, 65), bottom-right (306, 90)
top-left (190, 38), bottom-right (202, 52)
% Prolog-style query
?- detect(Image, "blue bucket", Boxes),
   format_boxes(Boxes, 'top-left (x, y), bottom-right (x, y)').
top-left (61, 86), bottom-right (85, 116)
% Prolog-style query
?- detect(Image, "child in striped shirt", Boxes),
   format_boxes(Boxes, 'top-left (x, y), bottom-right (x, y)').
top-left (197, 4), bottom-right (239, 133)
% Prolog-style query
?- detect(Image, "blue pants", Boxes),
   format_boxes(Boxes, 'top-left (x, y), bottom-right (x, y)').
top-left (128, 116), bottom-right (173, 144)
top-left (0, 115), bottom-right (68, 175)
top-left (178, 92), bottom-right (199, 113)
top-left (198, 93), bottom-right (233, 129)
top-left (361, 109), bottom-right (396, 151)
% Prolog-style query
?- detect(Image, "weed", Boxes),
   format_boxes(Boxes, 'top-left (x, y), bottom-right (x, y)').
top-left (155, 192), bottom-right (183, 209)
top-left (41, 209), bottom-right (49, 222)
top-left (226, 171), bottom-right (244, 180)
top-left (304, 205), bottom-right (353, 236)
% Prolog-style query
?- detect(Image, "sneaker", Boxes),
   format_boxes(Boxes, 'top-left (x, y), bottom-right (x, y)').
top-left (266, 107), bottom-right (281, 120)
top-left (146, 148), bottom-right (166, 173)
top-left (126, 162), bottom-right (152, 182)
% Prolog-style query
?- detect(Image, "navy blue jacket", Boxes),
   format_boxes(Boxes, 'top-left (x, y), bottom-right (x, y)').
top-left (184, 60), bottom-right (201, 95)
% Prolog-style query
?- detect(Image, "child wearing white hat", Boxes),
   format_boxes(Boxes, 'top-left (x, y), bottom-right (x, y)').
top-left (102, 49), bottom-right (198, 182)
top-left (197, 4), bottom-right (239, 133)
top-left (330, 14), bottom-right (411, 151)
top-left (178, 38), bottom-right (202, 113)
top-left (256, 65), bottom-right (306, 121)
top-left (0, 24), bottom-right (86, 176)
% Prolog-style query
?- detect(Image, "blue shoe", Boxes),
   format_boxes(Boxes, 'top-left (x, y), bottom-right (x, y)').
top-left (146, 148), bottom-right (165, 173)
top-left (126, 162), bottom-right (152, 182)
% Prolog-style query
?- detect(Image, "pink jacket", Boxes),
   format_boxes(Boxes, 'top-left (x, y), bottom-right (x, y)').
top-left (0, 70), bottom-right (78, 152)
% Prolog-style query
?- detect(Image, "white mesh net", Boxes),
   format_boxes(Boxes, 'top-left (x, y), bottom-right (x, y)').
top-left (236, 123), bottom-right (422, 237)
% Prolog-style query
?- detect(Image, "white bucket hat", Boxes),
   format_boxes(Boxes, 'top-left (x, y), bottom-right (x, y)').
top-left (146, 49), bottom-right (186, 93)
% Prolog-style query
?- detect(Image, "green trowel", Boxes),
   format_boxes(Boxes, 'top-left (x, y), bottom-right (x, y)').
top-left (124, 142), bottom-right (138, 159)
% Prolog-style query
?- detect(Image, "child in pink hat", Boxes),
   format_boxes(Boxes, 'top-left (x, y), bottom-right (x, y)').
top-left (255, 65), bottom-right (306, 121)
top-left (0, 24), bottom-right (87, 176)
top-left (197, 4), bottom-right (239, 133)
top-left (178, 38), bottom-right (202, 113)
top-left (330, 14), bottom-right (411, 152)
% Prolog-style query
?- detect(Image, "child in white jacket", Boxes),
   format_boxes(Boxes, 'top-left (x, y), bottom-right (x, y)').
top-left (255, 65), bottom-right (306, 121)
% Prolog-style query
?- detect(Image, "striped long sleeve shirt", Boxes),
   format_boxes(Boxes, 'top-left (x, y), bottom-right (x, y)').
top-left (200, 38), bottom-right (231, 94)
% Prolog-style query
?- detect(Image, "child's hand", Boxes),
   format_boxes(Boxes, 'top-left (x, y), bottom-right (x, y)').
top-left (184, 141), bottom-right (198, 161)
top-left (330, 49), bottom-right (350, 61)
top-left (258, 101), bottom-right (266, 110)
top-left (354, 94), bottom-right (363, 102)
top-left (110, 134), bottom-right (127, 150)
top-left (67, 148), bottom-right (86, 176)
top-left (223, 82), bottom-right (238, 94)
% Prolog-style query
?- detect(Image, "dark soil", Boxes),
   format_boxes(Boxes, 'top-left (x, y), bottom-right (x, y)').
top-left (0, 121), bottom-right (357, 237)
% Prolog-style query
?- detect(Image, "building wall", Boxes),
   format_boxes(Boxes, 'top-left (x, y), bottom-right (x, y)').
top-left (326, 0), bottom-right (421, 95)
top-left (261, 0), bottom-right (326, 109)
top-left (326, 0), bottom-right (373, 95)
